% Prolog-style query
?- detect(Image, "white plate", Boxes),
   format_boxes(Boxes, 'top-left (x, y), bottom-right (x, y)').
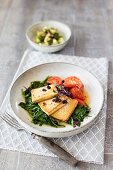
top-left (10, 62), bottom-right (104, 138)
top-left (26, 20), bottom-right (71, 53)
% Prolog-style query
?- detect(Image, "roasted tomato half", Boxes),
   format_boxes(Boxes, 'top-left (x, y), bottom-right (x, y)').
top-left (63, 76), bottom-right (84, 89)
top-left (47, 76), bottom-right (62, 85)
top-left (70, 86), bottom-right (85, 100)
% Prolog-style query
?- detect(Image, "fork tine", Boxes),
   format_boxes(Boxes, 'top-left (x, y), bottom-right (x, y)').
top-left (0, 115), bottom-right (19, 129)
top-left (1, 113), bottom-right (21, 129)
top-left (4, 114), bottom-right (20, 128)
top-left (5, 112), bottom-right (18, 123)
top-left (5, 112), bottom-right (18, 124)
top-left (2, 114), bottom-right (18, 127)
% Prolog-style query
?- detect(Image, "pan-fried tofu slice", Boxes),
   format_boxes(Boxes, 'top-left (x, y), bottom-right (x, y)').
top-left (38, 95), bottom-right (69, 116)
top-left (31, 85), bottom-right (58, 103)
top-left (51, 99), bottom-right (78, 122)
top-left (50, 96), bottom-right (71, 114)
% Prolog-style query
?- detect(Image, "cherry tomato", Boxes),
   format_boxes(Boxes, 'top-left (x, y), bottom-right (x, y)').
top-left (75, 98), bottom-right (85, 106)
top-left (63, 76), bottom-right (84, 89)
top-left (70, 86), bottom-right (85, 100)
top-left (47, 76), bottom-right (62, 85)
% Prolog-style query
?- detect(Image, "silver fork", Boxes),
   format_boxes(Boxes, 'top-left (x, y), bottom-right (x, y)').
top-left (0, 112), bottom-right (78, 167)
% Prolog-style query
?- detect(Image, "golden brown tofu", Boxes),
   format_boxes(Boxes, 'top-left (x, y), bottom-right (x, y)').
top-left (31, 85), bottom-right (58, 103)
top-left (38, 95), bottom-right (69, 116)
top-left (51, 99), bottom-right (78, 122)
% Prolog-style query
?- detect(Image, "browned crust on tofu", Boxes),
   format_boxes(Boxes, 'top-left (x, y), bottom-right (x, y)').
top-left (51, 99), bottom-right (78, 122)
top-left (38, 95), bottom-right (69, 116)
top-left (31, 85), bottom-right (58, 103)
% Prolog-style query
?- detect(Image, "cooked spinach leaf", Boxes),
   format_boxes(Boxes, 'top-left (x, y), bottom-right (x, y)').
top-left (19, 100), bottom-right (61, 127)
top-left (30, 76), bottom-right (49, 89)
top-left (67, 105), bottom-right (90, 127)
top-left (19, 77), bottom-right (63, 128)
top-left (19, 96), bottom-right (62, 127)
top-left (19, 77), bottom-right (90, 128)
top-left (22, 76), bottom-right (49, 98)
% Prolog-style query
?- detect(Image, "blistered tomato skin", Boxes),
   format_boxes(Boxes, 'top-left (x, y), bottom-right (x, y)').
top-left (47, 76), bottom-right (62, 85)
top-left (70, 86), bottom-right (85, 100)
top-left (75, 98), bottom-right (85, 106)
top-left (63, 76), bottom-right (84, 89)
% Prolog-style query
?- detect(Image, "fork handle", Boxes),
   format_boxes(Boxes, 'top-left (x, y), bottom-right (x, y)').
top-left (34, 135), bottom-right (78, 167)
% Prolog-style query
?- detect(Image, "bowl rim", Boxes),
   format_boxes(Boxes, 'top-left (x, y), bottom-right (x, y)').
top-left (26, 20), bottom-right (72, 48)
top-left (10, 62), bottom-right (104, 137)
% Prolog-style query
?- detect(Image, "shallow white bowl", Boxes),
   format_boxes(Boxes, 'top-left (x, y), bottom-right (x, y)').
top-left (26, 20), bottom-right (71, 53)
top-left (10, 62), bottom-right (104, 138)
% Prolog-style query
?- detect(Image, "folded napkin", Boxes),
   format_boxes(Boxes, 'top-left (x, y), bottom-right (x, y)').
top-left (0, 50), bottom-right (108, 164)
